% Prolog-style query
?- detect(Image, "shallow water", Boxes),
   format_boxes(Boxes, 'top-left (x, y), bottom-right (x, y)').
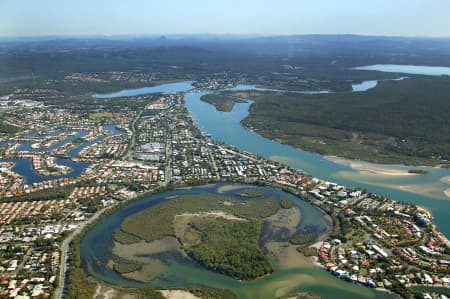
top-left (352, 64), bottom-right (450, 76)
top-left (81, 184), bottom-right (395, 299)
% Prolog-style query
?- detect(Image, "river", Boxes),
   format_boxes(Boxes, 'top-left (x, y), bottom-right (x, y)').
top-left (352, 64), bottom-right (450, 76)
top-left (183, 87), bottom-right (450, 238)
top-left (81, 184), bottom-right (396, 299)
top-left (89, 72), bottom-right (450, 235)
top-left (75, 65), bottom-right (450, 298)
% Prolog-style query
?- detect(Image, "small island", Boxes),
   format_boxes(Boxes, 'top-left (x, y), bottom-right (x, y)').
top-left (200, 93), bottom-right (246, 112)
top-left (235, 190), bottom-right (265, 198)
top-left (112, 194), bottom-right (283, 281)
top-left (408, 169), bottom-right (428, 175)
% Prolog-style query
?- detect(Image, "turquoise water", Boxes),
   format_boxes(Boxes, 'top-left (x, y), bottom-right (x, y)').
top-left (0, 125), bottom-right (124, 184)
top-left (67, 124), bottom-right (123, 156)
top-left (81, 184), bottom-right (396, 299)
top-left (227, 84), bottom-right (331, 94)
top-left (352, 80), bottom-right (378, 92)
top-left (184, 90), bottom-right (450, 237)
top-left (93, 81), bottom-right (450, 237)
top-left (352, 64), bottom-right (450, 76)
top-left (80, 79), bottom-right (450, 298)
top-left (4, 158), bottom-right (90, 185)
top-left (93, 81), bottom-right (195, 98)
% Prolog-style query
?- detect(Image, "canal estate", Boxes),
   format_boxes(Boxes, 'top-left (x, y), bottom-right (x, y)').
top-left (1, 66), bottom-right (450, 298)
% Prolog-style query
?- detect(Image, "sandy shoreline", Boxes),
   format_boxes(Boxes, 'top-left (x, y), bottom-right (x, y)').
top-left (159, 290), bottom-right (201, 299)
top-left (415, 205), bottom-right (434, 218)
top-left (445, 188), bottom-right (450, 198)
top-left (326, 156), bottom-right (450, 200)
top-left (217, 184), bottom-right (250, 193)
top-left (326, 156), bottom-right (418, 176)
top-left (175, 211), bottom-right (246, 221)
top-left (440, 176), bottom-right (450, 198)
top-left (441, 175), bottom-right (450, 184)
top-left (335, 170), bottom-right (450, 200)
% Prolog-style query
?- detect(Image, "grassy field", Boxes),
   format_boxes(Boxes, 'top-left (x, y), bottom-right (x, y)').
top-left (113, 262), bottom-right (141, 274)
top-left (119, 194), bottom-right (279, 242)
top-left (0, 111), bottom-right (22, 133)
top-left (236, 77), bottom-right (450, 166)
top-left (280, 198), bottom-right (294, 209)
top-left (116, 194), bottom-right (280, 280)
top-left (235, 190), bottom-right (265, 198)
top-left (114, 228), bottom-right (142, 245)
top-left (89, 111), bottom-right (113, 120)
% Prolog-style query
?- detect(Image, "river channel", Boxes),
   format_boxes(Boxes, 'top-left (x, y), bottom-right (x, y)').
top-left (81, 184), bottom-right (396, 299)
top-left (81, 65), bottom-right (450, 298)
top-left (0, 124), bottom-right (124, 185)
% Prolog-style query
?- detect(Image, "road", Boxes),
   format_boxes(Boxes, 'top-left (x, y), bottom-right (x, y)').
top-left (55, 101), bottom-right (162, 298)
top-left (208, 147), bottom-right (220, 180)
top-left (164, 137), bottom-right (172, 185)
top-left (54, 202), bottom-right (126, 299)
top-left (124, 110), bottom-right (143, 160)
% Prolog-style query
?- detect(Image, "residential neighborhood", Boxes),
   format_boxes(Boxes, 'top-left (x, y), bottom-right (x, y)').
top-left (0, 85), bottom-right (449, 299)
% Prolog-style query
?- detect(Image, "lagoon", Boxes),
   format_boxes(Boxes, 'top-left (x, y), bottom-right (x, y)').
top-left (93, 81), bottom-right (194, 98)
top-left (80, 80), bottom-right (450, 298)
top-left (81, 184), bottom-right (395, 299)
top-left (353, 64), bottom-right (450, 76)
top-left (352, 80), bottom-right (378, 92)
top-left (0, 125), bottom-right (124, 185)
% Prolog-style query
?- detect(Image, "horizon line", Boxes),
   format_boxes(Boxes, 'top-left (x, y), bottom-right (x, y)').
top-left (1, 33), bottom-right (450, 41)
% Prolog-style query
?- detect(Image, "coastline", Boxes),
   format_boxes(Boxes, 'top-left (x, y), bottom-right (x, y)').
top-left (445, 188), bottom-right (450, 198)
top-left (58, 82), bottom-right (450, 299)
top-left (326, 156), bottom-right (419, 176)
top-left (325, 156), bottom-right (450, 200)
top-left (70, 181), bottom-right (337, 295)
top-left (333, 171), bottom-right (450, 200)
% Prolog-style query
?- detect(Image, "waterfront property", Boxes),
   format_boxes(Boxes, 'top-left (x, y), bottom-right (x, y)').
top-left (0, 81), bottom-right (449, 299)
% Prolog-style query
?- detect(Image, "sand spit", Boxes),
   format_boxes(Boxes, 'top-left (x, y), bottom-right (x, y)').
top-left (217, 184), bottom-right (250, 193)
top-left (159, 290), bottom-right (201, 299)
top-left (327, 156), bottom-right (417, 176)
top-left (444, 188), bottom-right (450, 198)
top-left (93, 285), bottom-right (116, 299)
top-left (113, 237), bottom-right (182, 260)
top-left (175, 211), bottom-right (246, 221)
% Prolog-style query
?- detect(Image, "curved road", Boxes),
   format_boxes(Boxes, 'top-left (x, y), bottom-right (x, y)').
top-left (54, 203), bottom-right (124, 299)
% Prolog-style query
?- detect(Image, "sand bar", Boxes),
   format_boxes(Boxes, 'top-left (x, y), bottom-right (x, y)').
top-left (159, 290), bottom-right (201, 299)
top-left (327, 156), bottom-right (417, 176)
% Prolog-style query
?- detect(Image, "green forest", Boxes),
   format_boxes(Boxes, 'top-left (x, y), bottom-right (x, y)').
top-left (114, 194), bottom-right (281, 280)
top-left (187, 217), bottom-right (273, 280)
top-left (200, 93), bottom-right (246, 112)
top-left (236, 77), bottom-right (450, 166)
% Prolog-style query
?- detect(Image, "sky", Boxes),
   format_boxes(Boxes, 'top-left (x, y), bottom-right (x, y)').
top-left (1, 0), bottom-right (450, 37)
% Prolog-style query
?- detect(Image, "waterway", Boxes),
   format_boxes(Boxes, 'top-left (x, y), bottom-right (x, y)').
top-left (4, 158), bottom-right (90, 186)
top-left (67, 124), bottom-right (123, 157)
top-left (227, 84), bottom-right (331, 94)
top-left (93, 81), bottom-right (195, 98)
top-left (46, 71), bottom-right (450, 297)
top-left (352, 64), bottom-right (450, 76)
top-left (352, 80), bottom-right (378, 92)
top-left (184, 89), bottom-right (450, 237)
top-left (92, 79), bottom-right (450, 237)
top-left (0, 124), bottom-right (124, 185)
top-left (81, 184), bottom-right (396, 299)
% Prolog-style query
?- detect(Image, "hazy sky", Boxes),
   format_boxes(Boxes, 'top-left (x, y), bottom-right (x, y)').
top-left (1, 0), bottom-right (450, 37)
